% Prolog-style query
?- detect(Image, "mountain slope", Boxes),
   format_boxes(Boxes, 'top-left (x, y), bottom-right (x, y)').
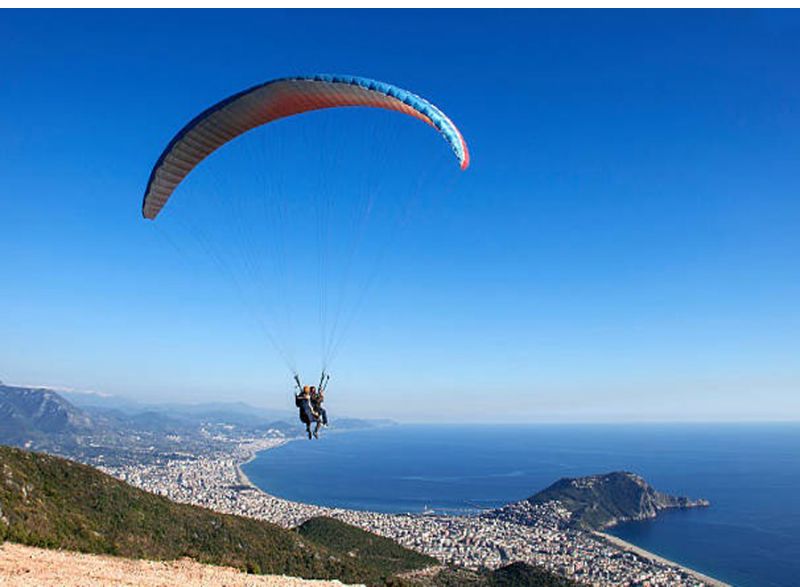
top-left (0, 446), bottom-right (402, 584)
top-left (0, 386), bottom-right (94, 442)
top-left (0, 385), bottom-right (295, 467)
top-left (297, 517), bottom-right (436, 581)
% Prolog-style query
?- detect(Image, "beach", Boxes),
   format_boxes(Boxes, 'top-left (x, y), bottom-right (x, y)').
top-left (595, 532), bottom-right (731, 587)
top-left (595, 533), bottom-right (729, 587)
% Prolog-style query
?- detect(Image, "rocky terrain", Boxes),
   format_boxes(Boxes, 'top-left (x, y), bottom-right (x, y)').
top-left (0, 542), bottom-right (354, 586)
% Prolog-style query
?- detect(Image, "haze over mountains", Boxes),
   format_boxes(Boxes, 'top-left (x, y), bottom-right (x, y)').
top-left (0, 385), bottom-right (93, 441)
top-left (0, 383), bottom-right (386, 466)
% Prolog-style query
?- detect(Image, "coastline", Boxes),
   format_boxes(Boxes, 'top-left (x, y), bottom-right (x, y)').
top-left (595, 532), bottom-right (730, 587)
top-left (234, 460), bottom-right (253, 487)
top-left (235, 436), bottom-right (728, 587)
top-left (234, 441), bottom-right (282, 489)
top-left (234, 428), bottom-right (353, 494)
top-left (107, 432), bottom-right (729, 587)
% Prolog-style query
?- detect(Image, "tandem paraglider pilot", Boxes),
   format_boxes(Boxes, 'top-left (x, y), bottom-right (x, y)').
top-left (294, 373), bottom-right (330, 439)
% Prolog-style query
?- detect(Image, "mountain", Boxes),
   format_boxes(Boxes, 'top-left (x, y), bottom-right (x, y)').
top-left (86, 398), bottom-right (298, 427)
top-left (59, 389), bottom-right (144, 413)
top-left (0, 384), bottom-right (394, 468)
top-left (0, 384), bottom-right (296, 466)
top-left (489, 471), bottom-right (709, 531)
top-left (63, 393), bottom-right (297, 431)
top-left (0, 385), bottom-right (95, 443)
top-left (0, 445), bottom-right (429, 585)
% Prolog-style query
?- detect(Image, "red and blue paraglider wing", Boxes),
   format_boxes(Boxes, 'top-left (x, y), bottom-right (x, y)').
top-left (142, 74), bottom-right (469, 220)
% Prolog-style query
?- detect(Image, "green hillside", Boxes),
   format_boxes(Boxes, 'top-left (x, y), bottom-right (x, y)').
top-left (487, 562), bottom-right (578, 586)
top-left (395, 563), bottom-right (578, 587)
top-left (297, 516), bottom-right (437, 582)
top-left (0, 445), bottom-right (427, 584)
top-left (0, 445), bottom-right (580, 586)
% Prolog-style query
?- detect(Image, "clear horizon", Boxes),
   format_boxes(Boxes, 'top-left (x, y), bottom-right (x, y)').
top-left (2, 10), bottom-right (799, 422)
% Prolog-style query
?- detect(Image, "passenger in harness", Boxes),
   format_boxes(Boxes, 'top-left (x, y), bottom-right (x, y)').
top-left (294, 385), bottom-right (318, 440)
top-left (310, 385), bottom-right (327, 439)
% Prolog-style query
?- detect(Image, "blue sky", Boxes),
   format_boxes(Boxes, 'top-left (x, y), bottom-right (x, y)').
top-left (1, 10), bottom-right (799, 422)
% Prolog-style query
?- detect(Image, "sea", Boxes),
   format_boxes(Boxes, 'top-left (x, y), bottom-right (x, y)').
top-left (242, 423), bottom-right (800, 587)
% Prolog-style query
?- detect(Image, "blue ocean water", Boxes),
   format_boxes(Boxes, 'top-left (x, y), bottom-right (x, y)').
top-left (243, 424), bottom-right (800, 587)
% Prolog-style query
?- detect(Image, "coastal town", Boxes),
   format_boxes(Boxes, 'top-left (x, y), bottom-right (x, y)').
top-left (103, 435), bottom-right (724, 587)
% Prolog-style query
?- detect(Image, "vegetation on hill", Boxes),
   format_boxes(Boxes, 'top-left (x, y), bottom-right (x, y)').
top-left (487, 561), bottom-right (579, 586)
top-left (528, 471), bottom-right (709, 530)
top-left (297, 516), bottom-right (437, 582)
top-left (398, 562), bottom-right (579, 587)
top-left (0, 446), bottom-right (420, 584)
top-left (0, 385), bottom-right (93, 443)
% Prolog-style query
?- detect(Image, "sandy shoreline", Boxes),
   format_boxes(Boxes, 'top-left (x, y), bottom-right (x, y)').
top-left (595, 532), bottom-right (730, 587)
top-left (234, 444), bottom-right (271, 488)
top-left (237, 437), bottom-right (729, 587)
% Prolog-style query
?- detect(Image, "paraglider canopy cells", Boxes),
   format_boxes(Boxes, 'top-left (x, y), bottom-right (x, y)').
top-left (142, 74), bottom-right (469, 220)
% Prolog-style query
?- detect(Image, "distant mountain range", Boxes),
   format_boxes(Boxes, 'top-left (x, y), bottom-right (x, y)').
top-left (0, 384), bottom-right (389, 466)
top-left (488, 471), bottom-right (710, 530)
top-left (59, 390), bottom-right (297, 423)
top-left (0, 385), bottom-right (93, 441)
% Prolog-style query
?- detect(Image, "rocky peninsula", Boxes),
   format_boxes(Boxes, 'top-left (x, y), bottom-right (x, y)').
top-left (488, 471), bottom-right (710, 530)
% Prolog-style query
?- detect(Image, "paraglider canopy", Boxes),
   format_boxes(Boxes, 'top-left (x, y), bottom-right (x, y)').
top-left (142, 74), bottom-right (469, 220)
